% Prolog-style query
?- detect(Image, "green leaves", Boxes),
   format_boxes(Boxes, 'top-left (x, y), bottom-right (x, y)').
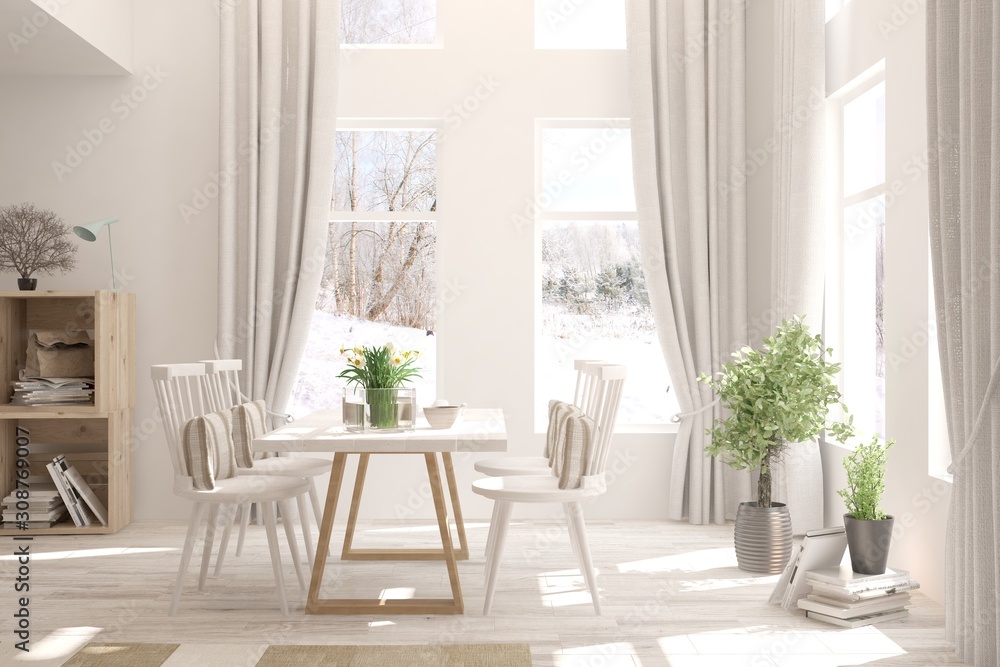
top-left (838, 434), bottom-right (894, 520)
top-left (699, 315), bottom-right (858, 505)
top-left (337, 344), bottom-right (422, 389)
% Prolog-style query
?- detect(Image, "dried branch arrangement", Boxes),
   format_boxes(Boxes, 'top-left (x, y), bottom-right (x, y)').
top-left (0, 203), bottom-right (77, 278)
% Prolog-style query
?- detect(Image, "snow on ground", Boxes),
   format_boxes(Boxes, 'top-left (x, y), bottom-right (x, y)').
top-left (290, 308), bottom-right (679, 428)
top-left (287, 311), bottom-right (437, 420)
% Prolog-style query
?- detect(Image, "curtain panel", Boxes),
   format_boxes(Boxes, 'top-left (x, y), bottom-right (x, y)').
top-left (626, 0), bottom-right (751, 523)
top-left (218, 0), bottom-right (339, 415)
top-left (927, 1), bottom-right (1000, 663)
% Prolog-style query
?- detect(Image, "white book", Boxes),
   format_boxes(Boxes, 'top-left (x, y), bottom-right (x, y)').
top-left (769, 526), bottom-right (848, 611)
top-left (806, 566), bottom-right (909, 587)
top-left (64, 466), bottom-right (108, 526)
top-left (798, 594), bottom-right (910, 619)
top-left (806, 591), bottom-right (911, 611)
top-left (806, 609), bottom-right (909, 628)
top-left (46, 459), bottom-right (91, 527)
top-left (808, 578), bottom-right (920, 601)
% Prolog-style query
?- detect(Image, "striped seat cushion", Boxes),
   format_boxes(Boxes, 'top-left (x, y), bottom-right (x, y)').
top-left (545, 400), bottom-right (581, 469)
top-left (231, 400), bottom-right (268, 468)
top-left (182, 410), bottom-right (238, 490)
top-left (558, 413), bottom-right (597, 490)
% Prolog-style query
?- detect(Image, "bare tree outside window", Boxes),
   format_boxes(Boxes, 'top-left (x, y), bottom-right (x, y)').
top-left (341, 0), bottom-right (436, 45)
top-left (289, 130), bottom-right (438, 417)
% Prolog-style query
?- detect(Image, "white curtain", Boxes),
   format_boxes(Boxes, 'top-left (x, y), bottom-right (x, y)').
top-left (767, 0), bottom-right (827, 535)
top-left (626, 0), bottom-right (751, 524)
top-left (218, 0), bottom-right (339, 413)
top-left (927, 2), bottom-right (1000, 664)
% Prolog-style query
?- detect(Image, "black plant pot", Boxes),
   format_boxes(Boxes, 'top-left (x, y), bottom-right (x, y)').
top-left (844, 514), bottom-right (894, 574)
top-left (17, 278), bottom-right (37, 291)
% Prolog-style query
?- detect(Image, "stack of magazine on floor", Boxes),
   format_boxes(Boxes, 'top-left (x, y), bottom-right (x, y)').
top-left (797, 566), bottom-right (919, 628)
top-left (11, 375), bottom-right (95, 406)
top-left (1, 487), bottom-right (66, 528)
top-left (46, 455), bottom-right (108, 528)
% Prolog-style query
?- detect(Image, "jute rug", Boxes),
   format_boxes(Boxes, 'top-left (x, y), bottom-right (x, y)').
top-left (255, 643), bottom-right (532, 666)
top-left (63, 642), bottom-right (179, 666)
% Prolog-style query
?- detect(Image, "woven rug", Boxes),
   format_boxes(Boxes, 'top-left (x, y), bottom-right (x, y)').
top-left (256, 643), bottom-right (532, 666)
top-left (63, 643), bottom-right (179, 666)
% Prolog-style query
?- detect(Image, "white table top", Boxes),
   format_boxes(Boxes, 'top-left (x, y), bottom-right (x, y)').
top-left (254, 408), bottom-right (508, 453)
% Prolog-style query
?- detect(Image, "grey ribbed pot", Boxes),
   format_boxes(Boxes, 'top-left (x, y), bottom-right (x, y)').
top-left (844, 514), bottom-right (894, 574)
top-left (734, 501), bottom-right (793, 574)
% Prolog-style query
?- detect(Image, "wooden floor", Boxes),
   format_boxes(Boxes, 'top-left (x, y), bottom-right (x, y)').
top-left (0, 519), bottom-right (965, 666)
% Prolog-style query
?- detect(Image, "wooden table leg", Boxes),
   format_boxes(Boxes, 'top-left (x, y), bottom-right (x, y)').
top-left (441, 452), bottom-right (469, 560)
top-left (341, 453), bottom-right (369, 558)
top-left (306, 452), bottom-right (464, 615)
top-left (306, 452), bottom-right (347, 612)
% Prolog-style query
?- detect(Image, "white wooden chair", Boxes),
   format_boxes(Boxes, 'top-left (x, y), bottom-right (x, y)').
top-left (474, 359), bottom-right (604, 477)
top-left (472, 362), bottom-right (626, 615)
top-left (200, 359), bottom-right (332, 572)
top-left (151, 363), bottom-right (309, 615)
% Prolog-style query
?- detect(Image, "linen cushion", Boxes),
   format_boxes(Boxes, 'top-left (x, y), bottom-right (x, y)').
top-left (182, 410), bottom-right (238, 490)
top-left (545, 400), bottom-right (581, 467)
top-left (558, 413), bottom-right (597, 490)
top-left (231, 400), bottom-right (268, 467)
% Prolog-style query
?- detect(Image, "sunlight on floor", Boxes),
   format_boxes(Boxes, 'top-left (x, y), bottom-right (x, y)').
top-left (0, 547), bottom-right (173, 562)
top-left (13, 627), bottom-right (101, 662)
top-left (616, 547), bottom-right (741, 574)
top-left (378, 587), bottom-right (415, 600)
top-left (368, 620), bottom-right (395, 628)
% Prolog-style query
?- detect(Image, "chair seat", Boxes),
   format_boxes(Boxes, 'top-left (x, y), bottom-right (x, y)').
top-left (472, 474), bottom-right (599, 504)
top-left (176, 475), bottom-right (310, 503)
top-left (240, 456), bottom-right (332, 478)
top-left (474, 456), bottom-right (549, 477)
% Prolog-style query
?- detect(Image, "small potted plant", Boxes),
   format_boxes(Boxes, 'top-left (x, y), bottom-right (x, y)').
top-left (338, 343), bottom-right (421, 431)
top-left (838, 434), bottom-right (894, 574)
top-left (700, 315), bottom-right (855, 574)
top-left (0, 203), bottom-right (77, 290)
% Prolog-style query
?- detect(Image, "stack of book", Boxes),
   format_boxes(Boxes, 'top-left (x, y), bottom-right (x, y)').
top-left (1, 488), bottom-right (67, 528)
top-left (47, 455), bottom-right (108, 528)
top-left (798, 566), bottom-right (919, 628)
top-left (10, 376), bottom-right (95, 406)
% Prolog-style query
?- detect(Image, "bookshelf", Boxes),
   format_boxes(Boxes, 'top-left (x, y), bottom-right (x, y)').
top-left (0, 291), bottom-right (134, 535)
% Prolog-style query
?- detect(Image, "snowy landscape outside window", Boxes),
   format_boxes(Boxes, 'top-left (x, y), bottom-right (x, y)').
top-left (536, 122), bottom-right (676, 428)
top-left (288, 129), bottom-right (438, 417)
top-left (341, 0), bottom-right (436, 45)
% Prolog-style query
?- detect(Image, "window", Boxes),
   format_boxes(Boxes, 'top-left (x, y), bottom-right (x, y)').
top-left (536, 121), bottom-right (676, 428)
top-left (289, 128), bottom-right (438, 417)
top-left (535, 0), bottom-right (626, 50)
top-left (826, 0), bottom-right (854, 23)
top-left (341, 0), bottom-right (436, 45)
top-left (828, 75), bottom-right (886, 441)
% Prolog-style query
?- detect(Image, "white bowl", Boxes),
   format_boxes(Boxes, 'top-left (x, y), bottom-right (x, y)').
top-left (423, 405), bottom-right (463, 429)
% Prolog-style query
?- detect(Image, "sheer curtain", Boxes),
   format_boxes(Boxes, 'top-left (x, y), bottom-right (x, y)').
top-left (927, 1), bottom-right (1000, 663)
top-left (217, 0), bottom-right (339, 413)
top-left (626, 0), bottom-right (751, 523)
top-left (767, 0), bottom-right (827, 535)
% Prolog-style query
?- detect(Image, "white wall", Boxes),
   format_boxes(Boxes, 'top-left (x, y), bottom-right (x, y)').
top-left (0, 0), bottom-right (220, 521)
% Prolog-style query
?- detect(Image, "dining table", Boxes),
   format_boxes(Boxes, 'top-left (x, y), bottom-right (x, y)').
top-left (254, 407), bottom-right (507, 615)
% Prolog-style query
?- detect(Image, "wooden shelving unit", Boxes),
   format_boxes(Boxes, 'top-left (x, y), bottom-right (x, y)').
top-left (0, 291), bottom-right (134, 535)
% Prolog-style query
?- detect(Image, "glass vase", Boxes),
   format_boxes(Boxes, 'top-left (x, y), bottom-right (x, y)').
top-left (343, 386), bottom-right (416, 433)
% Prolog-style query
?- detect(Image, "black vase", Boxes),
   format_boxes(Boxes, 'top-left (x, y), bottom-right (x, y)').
top-left (17, 278), bottom-right (37, 291)
top-left (844, 514), bottom-right (894, 574)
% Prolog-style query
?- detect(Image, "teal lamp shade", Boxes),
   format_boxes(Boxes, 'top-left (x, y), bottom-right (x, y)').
top-left (73, 217), bottom-right (118, 289)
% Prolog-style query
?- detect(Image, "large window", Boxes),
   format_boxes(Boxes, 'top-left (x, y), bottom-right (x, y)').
top-left (535, 121), bottom-right (676, 428)
top-left (534, 0), bottom-right (626, 50)
top-left (828, 73), bottom-right (886, 441)
top-left (289, 127), bottom-right (438, 417)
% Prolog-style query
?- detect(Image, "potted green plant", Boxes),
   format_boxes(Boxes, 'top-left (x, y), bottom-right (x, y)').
top-left (338, 343), bottom-right (421, 431)
top-left (699, 315), bottom-right (855, 574)
top-left (837, 434), bottom-right (894, 574)
top-left (0, 203), bottom-right (77, 290)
